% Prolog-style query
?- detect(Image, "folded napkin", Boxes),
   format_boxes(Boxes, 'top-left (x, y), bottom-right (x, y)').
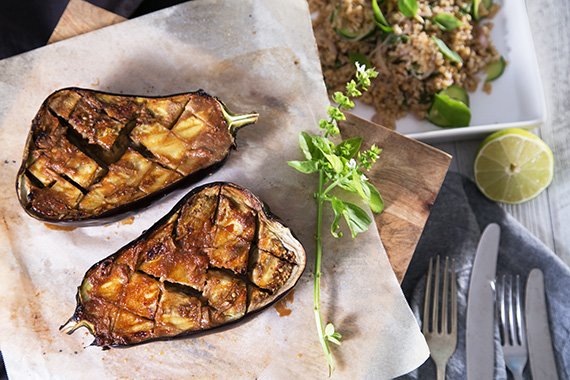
top-left (398, 172), bottom-right (570, 380)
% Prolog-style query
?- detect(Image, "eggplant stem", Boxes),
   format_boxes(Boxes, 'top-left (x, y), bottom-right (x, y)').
top-left (222, 107), bottom-right (259, 135)
top-left (60, 318), bottom-right (91, 335)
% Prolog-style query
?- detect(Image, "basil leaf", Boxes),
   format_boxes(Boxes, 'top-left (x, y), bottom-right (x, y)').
top-left (351, 172), bottom-right (368, 200)
top-left (330, 197), bottom-right (345, 238)
top-left (342, 202), bottom-right (372, 238)
top-left (336, 137), bottom-right (362, 159)
top-left (365, 181), bottom-right (384, 213)
top-left (288, 160), bottom-right (318, 174)
top-left (432, 36), bottom-right (463, 64)
top-left (299, 132), bottom-right (319, 160)
top-left (433, 13), bottom-right (463, 31)
top-left (372, 0), bottom-right (393, 32)
top-left (324, 153), bottom-right (344, 173)
top-left (398, 0), bottom-right (418, 18)
top-left (337, 179), bottom-right (357, 193)
top-left (324, 323), bottom-right (342, 345)
top-left (327, 335), bottom-right (342, 346)
top-left (312, 135), bottom-right (334, 155)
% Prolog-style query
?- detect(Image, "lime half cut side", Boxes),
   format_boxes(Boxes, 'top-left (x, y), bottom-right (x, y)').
top-left (474, 128), bottom-right (554, 204)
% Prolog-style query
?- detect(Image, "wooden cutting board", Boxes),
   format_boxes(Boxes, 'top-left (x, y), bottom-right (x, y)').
top-left (341, 114), bottom-right (451, 281)
top-left (48, 1), bottom-right (452, 282)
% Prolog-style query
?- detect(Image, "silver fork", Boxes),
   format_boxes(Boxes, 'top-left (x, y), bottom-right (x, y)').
top-left (497, 274), bottom-right (528, 380)
top-left (423, 256), bottom-right (458, 380)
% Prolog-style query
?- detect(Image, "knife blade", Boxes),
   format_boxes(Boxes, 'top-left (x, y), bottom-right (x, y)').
top-left (526, 268), bottom-right (559, 380)
top-left (466, 223), bottom-right (501, 380)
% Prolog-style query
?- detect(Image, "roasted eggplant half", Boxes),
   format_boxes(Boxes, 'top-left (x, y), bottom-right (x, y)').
top-left (16, 88), bottom-right (258, 225)
top-left (61, 182), bottom-right (306, 347)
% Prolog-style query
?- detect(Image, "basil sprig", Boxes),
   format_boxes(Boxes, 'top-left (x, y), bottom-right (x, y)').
top-left (288, 63), bottom-right (383, 375)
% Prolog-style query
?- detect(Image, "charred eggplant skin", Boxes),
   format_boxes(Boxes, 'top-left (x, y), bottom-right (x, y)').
top-left (16, 88), bottom-right (258, 226)
top-left (61, 182), bottom-right (306, 348)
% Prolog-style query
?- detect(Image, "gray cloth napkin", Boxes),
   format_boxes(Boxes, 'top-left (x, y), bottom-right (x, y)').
top-left (398, 172), bottom-right (570, 379)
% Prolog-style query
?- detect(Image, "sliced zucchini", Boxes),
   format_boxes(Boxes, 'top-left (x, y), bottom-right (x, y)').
top-left (331, 7), bottom-right (376, 41)
top-left (442, 85), bottom-right (470, 106)
top-left (473, 0), bottom-right (493, 20)
top-left (485, 56), bottom-right (507, 82)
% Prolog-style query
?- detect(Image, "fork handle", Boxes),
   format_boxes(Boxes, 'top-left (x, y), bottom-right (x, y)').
top-left (436, 364), bottom-right (446, 380)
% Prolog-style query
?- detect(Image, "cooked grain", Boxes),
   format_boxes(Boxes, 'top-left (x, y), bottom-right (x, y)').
top-left (309, 0), bottom-right (500, 129)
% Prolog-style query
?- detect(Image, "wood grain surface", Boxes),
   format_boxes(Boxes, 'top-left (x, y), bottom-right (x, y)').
top-left (48, 0), bottom-right (125, 44)
top-left (341, 114), bottom-right (451, 281)
top-left (435, 0), bottom-right (570, 266)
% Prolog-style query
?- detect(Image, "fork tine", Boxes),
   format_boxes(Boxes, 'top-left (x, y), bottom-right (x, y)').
top-left (422, 256), bottom-right (458, 380)
top-left (514, 275), bottom-right (525, 346)
top-left (441, 257), bottom-right (449, 334)
top-left (507, 275), bottom-right (516, 346)
top-left (423, 257), bottom-right (433, 334)
top-left (499, 274), bottom-right (529, 380)
top-left (498, 275), bottom-right (506, 344)
top-left (451, 259), bottom-right (457, 334)
top-left (432, 256), bottom-right (441, 333)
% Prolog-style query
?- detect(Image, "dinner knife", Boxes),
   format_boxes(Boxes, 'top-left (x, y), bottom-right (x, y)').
top-left (466, 223), bottom-right (500, 380)
top-left (525, 268), bottom-right (559, 380)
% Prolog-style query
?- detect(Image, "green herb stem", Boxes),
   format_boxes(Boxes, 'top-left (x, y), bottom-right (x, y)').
top-left (323, 175), bottom-right (346, 196)
top-left (313, 170), bottom-right (335, 375)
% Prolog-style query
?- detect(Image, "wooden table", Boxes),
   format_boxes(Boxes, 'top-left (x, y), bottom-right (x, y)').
top-left (48, 0), bottom-right (570, 271)
top-left (435, 0), bottom-right (570, 266)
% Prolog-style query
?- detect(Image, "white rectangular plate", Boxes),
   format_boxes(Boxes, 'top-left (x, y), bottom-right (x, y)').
top-left (352, 0), bottom-right (546, 143)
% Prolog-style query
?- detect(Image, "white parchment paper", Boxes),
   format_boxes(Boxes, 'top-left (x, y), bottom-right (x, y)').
top-left (0, 0), bottom-right (429, 378)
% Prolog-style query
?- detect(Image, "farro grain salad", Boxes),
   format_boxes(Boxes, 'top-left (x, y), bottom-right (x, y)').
top-left (309, 0), bottom-right (506, 129)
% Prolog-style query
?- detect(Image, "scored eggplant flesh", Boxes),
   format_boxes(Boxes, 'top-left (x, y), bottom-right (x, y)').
top-left (60, 182), bottom-right (306, 347)
top-left (16, 88), bottom-right (258, 224)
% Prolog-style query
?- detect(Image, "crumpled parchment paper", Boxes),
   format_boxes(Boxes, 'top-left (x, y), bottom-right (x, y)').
top-left (0, 0), bottom-right (429, 378)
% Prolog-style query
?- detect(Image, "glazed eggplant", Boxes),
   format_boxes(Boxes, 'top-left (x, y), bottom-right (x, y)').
top-left (60, 182), bottom-right (306, 347)
top-left (16, 88), bottom-right (258, 225)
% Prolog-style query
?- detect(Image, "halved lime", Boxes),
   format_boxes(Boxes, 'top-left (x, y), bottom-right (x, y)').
top-left (474, 128), bottom-right (554, 204)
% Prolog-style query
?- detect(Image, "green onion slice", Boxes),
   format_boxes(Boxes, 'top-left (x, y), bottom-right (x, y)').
top-left (432, 36), bottom-right (463, 64)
